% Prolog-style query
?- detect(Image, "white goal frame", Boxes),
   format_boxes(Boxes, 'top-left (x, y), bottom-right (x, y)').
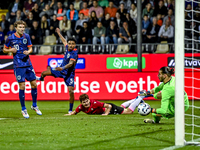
top-left (175, 0), bottom-right (200, 146)
top-left (175, 0), bottom-right (185, 146)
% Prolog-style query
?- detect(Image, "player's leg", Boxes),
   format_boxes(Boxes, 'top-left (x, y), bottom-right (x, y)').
top-left (121, 92), bottom-right (154, 108)
top-left (144, 113), bottom-right (161, 123)
top-left (36, 66), bottom-right (52, 81)
top-left (128, 96), bottom-right (145, 112)
top-left (68, 86), bottom-right (74, 113)
top-left (18, 82), bottom-right (29, 118)
top-left (18, 82), bottom-right (26, 110)
top-left (15, 67), bottom-right (29, 118)
top-left (65, 76), bottom-right (75, 113)
top-left (146, 113), bottom-right (174, 124)
top-left (30, 80), bottom-right (42, 115)
top-left (26, 66), bottom-right (42, 115)
top-left (122, 108), bottom-right (133, 114)
top-left (121, 98), bottom-right (138, 108)
top-left (30, 80), bottom-right (37, 107)
top-left (144, 107), bottom-right (174, 124)
top-left (152, 113), bottom-right (162, 123)
top-left (106, 103), bottom-right (124, 115)
top-left (144, 105), bottom-right (174, 124)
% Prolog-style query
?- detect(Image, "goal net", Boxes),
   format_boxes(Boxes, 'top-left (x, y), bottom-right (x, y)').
top-left (184, 0), bottom-right (200, 145)
top-left (175, 0), bottom-right (200, 146)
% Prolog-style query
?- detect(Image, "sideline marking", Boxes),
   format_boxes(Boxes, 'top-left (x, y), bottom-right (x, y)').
top-left (0, 118), bottom-right (9, 120)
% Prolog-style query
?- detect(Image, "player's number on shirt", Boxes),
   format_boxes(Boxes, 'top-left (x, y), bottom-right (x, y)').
top-left (69, 78), bottom-right (73, 85)
top-left (14, 45), bottom-right (19, 50)
top-left (32, 69), bottom-right (36, 75)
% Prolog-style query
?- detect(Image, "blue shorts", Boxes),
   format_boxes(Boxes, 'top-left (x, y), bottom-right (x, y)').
top-left (14, 66), bottom-right (36, 83)
top-left (51, 68), bottom-right (75, 87)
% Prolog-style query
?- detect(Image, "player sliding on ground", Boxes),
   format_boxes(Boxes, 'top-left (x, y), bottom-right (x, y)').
top-left (65, 94), bottom-right (150, 115)
top-left (36, 28), bottom-right (78, 114)
top-left (139, 66), bottom-right (189, 123)
top-left (3, 20), bottom-right (42, 118)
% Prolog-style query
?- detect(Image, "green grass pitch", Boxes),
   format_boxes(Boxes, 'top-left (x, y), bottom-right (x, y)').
top-left (0, 100), bottom-right (199, 150)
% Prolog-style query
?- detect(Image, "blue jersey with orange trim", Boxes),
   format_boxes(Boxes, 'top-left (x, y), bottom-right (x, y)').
top-left (60, 45), bottom-right (78, 76)
top-left (4, 33), bottom-right (33, 68)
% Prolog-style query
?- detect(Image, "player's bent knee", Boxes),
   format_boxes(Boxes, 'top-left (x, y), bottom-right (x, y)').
top-left (68, 87), bottom-right (74, 95)
top-left (123, 108), bottom-right (133, 114)
top-left (19, 82), bottom-right (25, 90)
top-left (127, 108), bottom-right (133, 114)
top-left (69, 90), bottom-right (74, 95)
top-left (30, 80), bottom-right (37, 88)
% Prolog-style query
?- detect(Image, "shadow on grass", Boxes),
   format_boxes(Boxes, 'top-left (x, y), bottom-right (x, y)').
top-left (130, 122), bottom-right (174, 126)
top-left (65, 129), bottom-right (174, 150)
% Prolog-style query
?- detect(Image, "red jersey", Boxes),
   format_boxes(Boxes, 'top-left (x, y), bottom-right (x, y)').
top-left (75, 100), bottom-right (105, 114)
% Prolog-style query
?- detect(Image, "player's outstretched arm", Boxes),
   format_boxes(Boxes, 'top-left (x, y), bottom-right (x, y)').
top-left (102, 103), bottom-right (112, 115)
top-left (55, 60), bottom-right (75, 71)
top-left (64, 110), bottom-right (77, 116)
top-left (55, 28), bottom-right (67, 46)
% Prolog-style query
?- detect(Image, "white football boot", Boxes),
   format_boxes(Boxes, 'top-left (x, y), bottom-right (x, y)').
top-left (144, 119), bottom-right (155, 123)
top-left (21, 109), bottom-right (29, 119)
top-left (31, 106), bottom-right (42, 115)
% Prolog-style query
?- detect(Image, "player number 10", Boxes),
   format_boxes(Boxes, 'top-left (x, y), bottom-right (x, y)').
top-left (14, 45), bottom-right (19, 50)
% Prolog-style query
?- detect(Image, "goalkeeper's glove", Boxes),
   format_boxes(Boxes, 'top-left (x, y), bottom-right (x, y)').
top-left (138, 90), bottom-right (151, 96)
top-left (151, 108), bottom-right (156, 113)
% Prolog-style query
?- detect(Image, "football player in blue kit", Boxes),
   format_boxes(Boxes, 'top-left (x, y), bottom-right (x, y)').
top-left (3, 20), bottom-right (42, 119)
top-left (37, 28), bottom-right (78, 114)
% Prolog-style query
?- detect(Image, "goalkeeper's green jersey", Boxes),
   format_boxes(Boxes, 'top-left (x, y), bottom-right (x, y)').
top-left (152, 76), bottom-right (189, 117)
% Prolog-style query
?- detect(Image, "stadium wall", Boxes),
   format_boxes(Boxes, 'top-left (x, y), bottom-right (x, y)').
top-left (0, 54), bottom-right (199, 100)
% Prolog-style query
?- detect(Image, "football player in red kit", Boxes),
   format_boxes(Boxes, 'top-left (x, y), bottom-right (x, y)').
top-left (65, 93), bottom-right (146, 116)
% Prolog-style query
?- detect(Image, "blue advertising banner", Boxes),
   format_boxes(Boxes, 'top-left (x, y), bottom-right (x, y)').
top-left (48, 58), bottom-right (85, 69)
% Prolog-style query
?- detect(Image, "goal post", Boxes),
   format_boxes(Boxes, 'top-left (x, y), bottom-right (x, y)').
top-left (175, 0), bottom-right (185, 146)
top-left (175, 0), bottom-right (200, 146)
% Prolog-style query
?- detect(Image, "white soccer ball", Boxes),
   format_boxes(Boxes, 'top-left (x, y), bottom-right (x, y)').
top-left (137, 103), bottom-right (151, 116)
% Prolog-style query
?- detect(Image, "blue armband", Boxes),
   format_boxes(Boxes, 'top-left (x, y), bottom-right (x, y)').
top-left (61, 66), bottom-right (65, 70)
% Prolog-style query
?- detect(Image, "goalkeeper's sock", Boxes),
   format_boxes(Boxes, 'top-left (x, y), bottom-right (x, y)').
top-left (152, 113), bottom-right (161, 123)
top-left (31, 88), bottom-right (37, 107)
top-left (128, 96), bottom-right (145, 112)
top-left (19, 89), bottom-right (26, 110)
top-left (121, 98), bottom-right (137, 108)
top-left (69, 103), bottom-right (73, 111)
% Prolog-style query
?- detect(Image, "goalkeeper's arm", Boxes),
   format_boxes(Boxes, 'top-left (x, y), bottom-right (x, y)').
top-left (148, 83), bottom-right (165, 99)
top-left (150, 89), bottom-right (171, 115)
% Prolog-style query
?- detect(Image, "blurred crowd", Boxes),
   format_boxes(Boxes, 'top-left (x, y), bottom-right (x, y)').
top-left (0, 0), bottom-right (200, 48)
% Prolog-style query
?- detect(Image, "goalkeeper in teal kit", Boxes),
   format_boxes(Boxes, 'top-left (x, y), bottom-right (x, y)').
top-left (140, 66), bottom-right (189, 123)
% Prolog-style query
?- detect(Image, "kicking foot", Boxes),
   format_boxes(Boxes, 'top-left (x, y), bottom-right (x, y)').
top-left (144, 119), bottom-right (155, 123)
top-left (21, 109), bottom-right (29, 119)
top-left (31, 106), bottom-right (42, 115)
top-left (140, 100), bottom-right (145, 103)
top-left (68, 110), bottom-right (72, 114)
top-left (36, 76), bottom-right (44, 81)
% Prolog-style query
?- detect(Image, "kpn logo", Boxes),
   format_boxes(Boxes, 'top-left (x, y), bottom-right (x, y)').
top-left (107, 57), bottom-right (146, 69)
